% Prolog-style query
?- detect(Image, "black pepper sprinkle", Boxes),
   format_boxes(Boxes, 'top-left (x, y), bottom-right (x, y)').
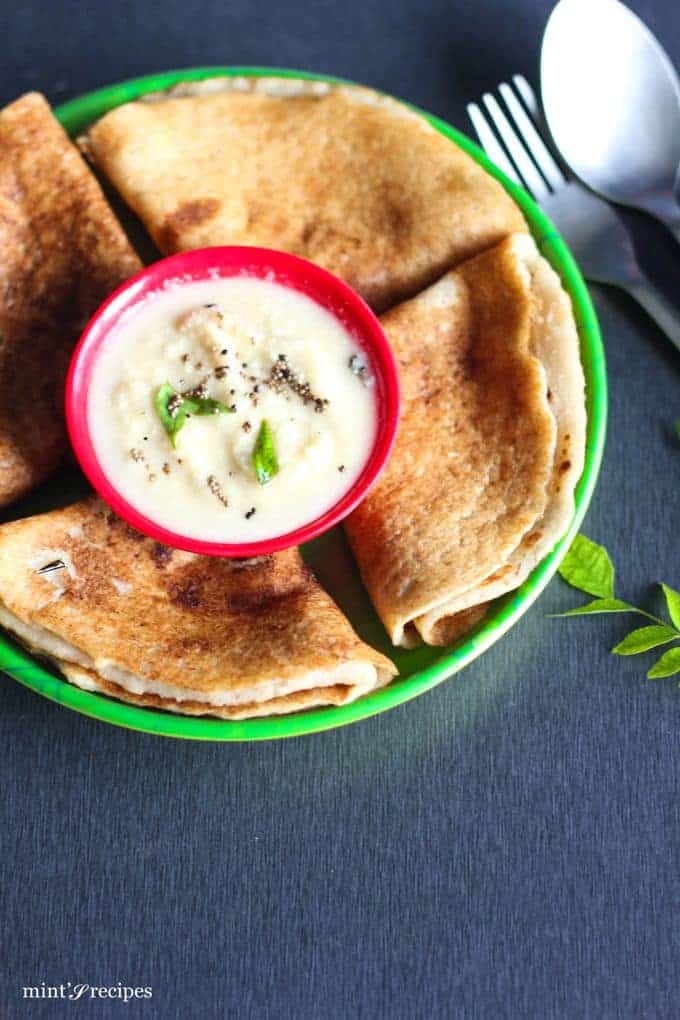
top-left (242, 421), bottom-right (252, 433)
top-left (179, 382), bottom-right (209, 401)
top-left (220, 348), bottom-right (227, 355)
top-left (348, 353), bottom-right (367, 377)
top-left (268, 353), bottom-right (329, 411)
top-left (207, 475), bottom-right (229, 507)
top-left (338, 465), bottom-right (346, 472)
top-left (229, 403), bottom-right (237, 412)
top-left (167, 394), bottom-right (183, 418)
top-left (245, 507), bottom-right (256, 519)
top-left (162, 462), bottom-right (171, 475)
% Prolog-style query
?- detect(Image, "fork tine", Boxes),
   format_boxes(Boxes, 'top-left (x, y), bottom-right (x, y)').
top-left (482, 92), bottom-right (550, 200)
top-left (513, 74), bottom-right (539, 117)
top-left (467, 102), bottom-right (522, 187)
top-left (506, 77), bottom-right (565, 189)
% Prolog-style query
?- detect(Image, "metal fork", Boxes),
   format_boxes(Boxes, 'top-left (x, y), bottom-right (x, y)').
top-left (468, 75), bottom-right (680, 352)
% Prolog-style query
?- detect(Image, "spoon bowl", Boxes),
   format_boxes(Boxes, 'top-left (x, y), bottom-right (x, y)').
top-left (541, 0), bottom-right (680, 238)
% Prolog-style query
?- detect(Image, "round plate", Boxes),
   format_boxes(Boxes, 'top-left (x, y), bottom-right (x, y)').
top-left (0, 67), bottom-right (607, 741)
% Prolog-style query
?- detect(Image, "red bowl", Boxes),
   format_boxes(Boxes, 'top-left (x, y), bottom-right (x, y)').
top-left (66, 246), bottom-right (400, 557)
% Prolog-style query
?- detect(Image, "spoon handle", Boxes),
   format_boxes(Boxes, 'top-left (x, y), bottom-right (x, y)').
top-left (659, 215), bottom-right (680, 248)
top-left (639, 191), bottom-right (680, 247)
top-left (627, 274), bottom-right (680, 354)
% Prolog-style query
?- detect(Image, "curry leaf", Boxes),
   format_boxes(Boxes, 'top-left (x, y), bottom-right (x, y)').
top-left (252, 419), bottom-right (279, 485)
top-left (182, 395), bottom-right (232, 417)
top-left (155, 384), bottom-right (232, 448)
top-left (555, 534), bottom-right (680, 687)
top-left (558, 534), bottom-right (615, 598)
top-left (155, 383), bottom-right (186, 448)
top-left (660, 583), bottom-right (680, 630)
top-left (612, 625), bottom-right (678, 656)
top-left (647, 648), bottom-right (680, 679)
top-left (551, 597), bottom-right (635, 618)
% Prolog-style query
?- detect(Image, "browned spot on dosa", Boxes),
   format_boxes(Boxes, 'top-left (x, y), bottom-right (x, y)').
top-left (483, 564), bottom-right (516, 585)
top-left (158, 198), bottom-right (221, 250)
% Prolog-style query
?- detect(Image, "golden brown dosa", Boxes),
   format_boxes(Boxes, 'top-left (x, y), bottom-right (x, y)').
top-left (0, 500), bottom-right (395, 717)
top-left (414, 235), bottom-right (587, 641)
top-left (345, 234), bottom-right (585, 648)
top-left (0, 93), bottom-right (141, 508)
top-left (58, 662), bottom-right (377, 720)
top-left (80, 77), bottom-right (526, 312)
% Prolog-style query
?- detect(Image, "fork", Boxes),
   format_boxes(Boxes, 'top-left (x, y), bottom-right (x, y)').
top-left (468, 75), bottom-right (680, 353)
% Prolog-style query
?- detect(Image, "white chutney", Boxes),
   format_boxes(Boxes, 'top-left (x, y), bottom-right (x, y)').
top-left (88, 276), bottom-right (377, 543)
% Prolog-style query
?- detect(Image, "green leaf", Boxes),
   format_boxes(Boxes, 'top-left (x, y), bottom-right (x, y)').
top-left (660, 583), bottom-right (680, 631)
top-left (675, 419), bottom-right (680, 442)
top-left (558, 534), bottom-right (615, 598)
top-left (551, 598), bottom-right (635, 618)
top-left (252, 419), bottom-right (279, 485)
top-left (647, 647), bottom-right (680, 679)
top-left (182, 395), bottom-right (232, 417)
top-left (612, 625), bottom-right (678, 656)
top-left (155, 383), bottom-right (186, 448)
top-left (155, 384), bottom-right (233, 448)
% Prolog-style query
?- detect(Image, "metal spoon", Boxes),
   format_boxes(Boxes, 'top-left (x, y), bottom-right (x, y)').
top-left (541, 0), bottom-right (680, 243)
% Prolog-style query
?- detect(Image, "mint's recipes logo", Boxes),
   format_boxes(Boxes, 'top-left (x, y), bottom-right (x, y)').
top-left (22, 983), bottom-right (152, 1002)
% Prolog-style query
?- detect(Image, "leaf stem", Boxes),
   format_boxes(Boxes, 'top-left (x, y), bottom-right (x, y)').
top-left (632, 607), bottom-right (674, 628)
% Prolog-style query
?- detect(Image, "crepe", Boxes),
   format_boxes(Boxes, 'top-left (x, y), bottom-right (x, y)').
top-left (0, 92), bottom-right (142, 508)
top-left (57, 663), bottom-right (372, 720)
top-left (80, 77), bottom-right (526, 312)
top-left (345, 234), bottom-right (585, 647)
top-left (0, 499), bottom-right (395, 717)
top-left (414, 235), bottom-right (587, 641)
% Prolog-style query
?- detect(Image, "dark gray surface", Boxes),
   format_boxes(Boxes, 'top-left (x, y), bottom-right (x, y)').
top-left (1, 1), bottom-right (680, 1017)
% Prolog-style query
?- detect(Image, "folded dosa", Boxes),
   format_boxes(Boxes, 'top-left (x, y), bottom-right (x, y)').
top-left (0, 93), bottom-right (142, 508)
top-left (81, 77), bottom-right (526, 312)
top-left (346, 234), bottom-right (584, 647)
top-left (414, 235), bottom-right (587, 642)
top-left (0, 500), bottom-right (395, 717)
top-left (58, 662), bottom-right (375, 720)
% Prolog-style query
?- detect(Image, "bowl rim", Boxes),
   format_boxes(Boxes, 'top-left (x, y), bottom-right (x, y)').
top-left (65, 244), bottom-right (401, 557)
top-left (0, 66), bottom-right (607, 741)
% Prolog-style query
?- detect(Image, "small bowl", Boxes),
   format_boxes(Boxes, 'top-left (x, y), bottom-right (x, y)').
top-left (65, 246), bottom-right (400, 557)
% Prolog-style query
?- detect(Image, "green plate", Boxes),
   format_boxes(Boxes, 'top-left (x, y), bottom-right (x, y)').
top-left (0, 67), bottom-right (607, 741)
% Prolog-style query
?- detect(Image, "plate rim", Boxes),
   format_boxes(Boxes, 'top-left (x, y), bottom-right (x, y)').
top-left (0, 65), bottom-right (607, 741)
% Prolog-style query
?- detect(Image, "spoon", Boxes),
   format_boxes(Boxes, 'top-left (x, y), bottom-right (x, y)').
top-left (541, 0), bottom-right (680, 243)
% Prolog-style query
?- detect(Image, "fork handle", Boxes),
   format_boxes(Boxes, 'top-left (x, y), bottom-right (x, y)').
top-left (626, 274), bottom-right (680, 354)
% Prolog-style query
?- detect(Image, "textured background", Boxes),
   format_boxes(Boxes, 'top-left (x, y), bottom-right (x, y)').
top-left (1, 1), bottom-right (679, 1017)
